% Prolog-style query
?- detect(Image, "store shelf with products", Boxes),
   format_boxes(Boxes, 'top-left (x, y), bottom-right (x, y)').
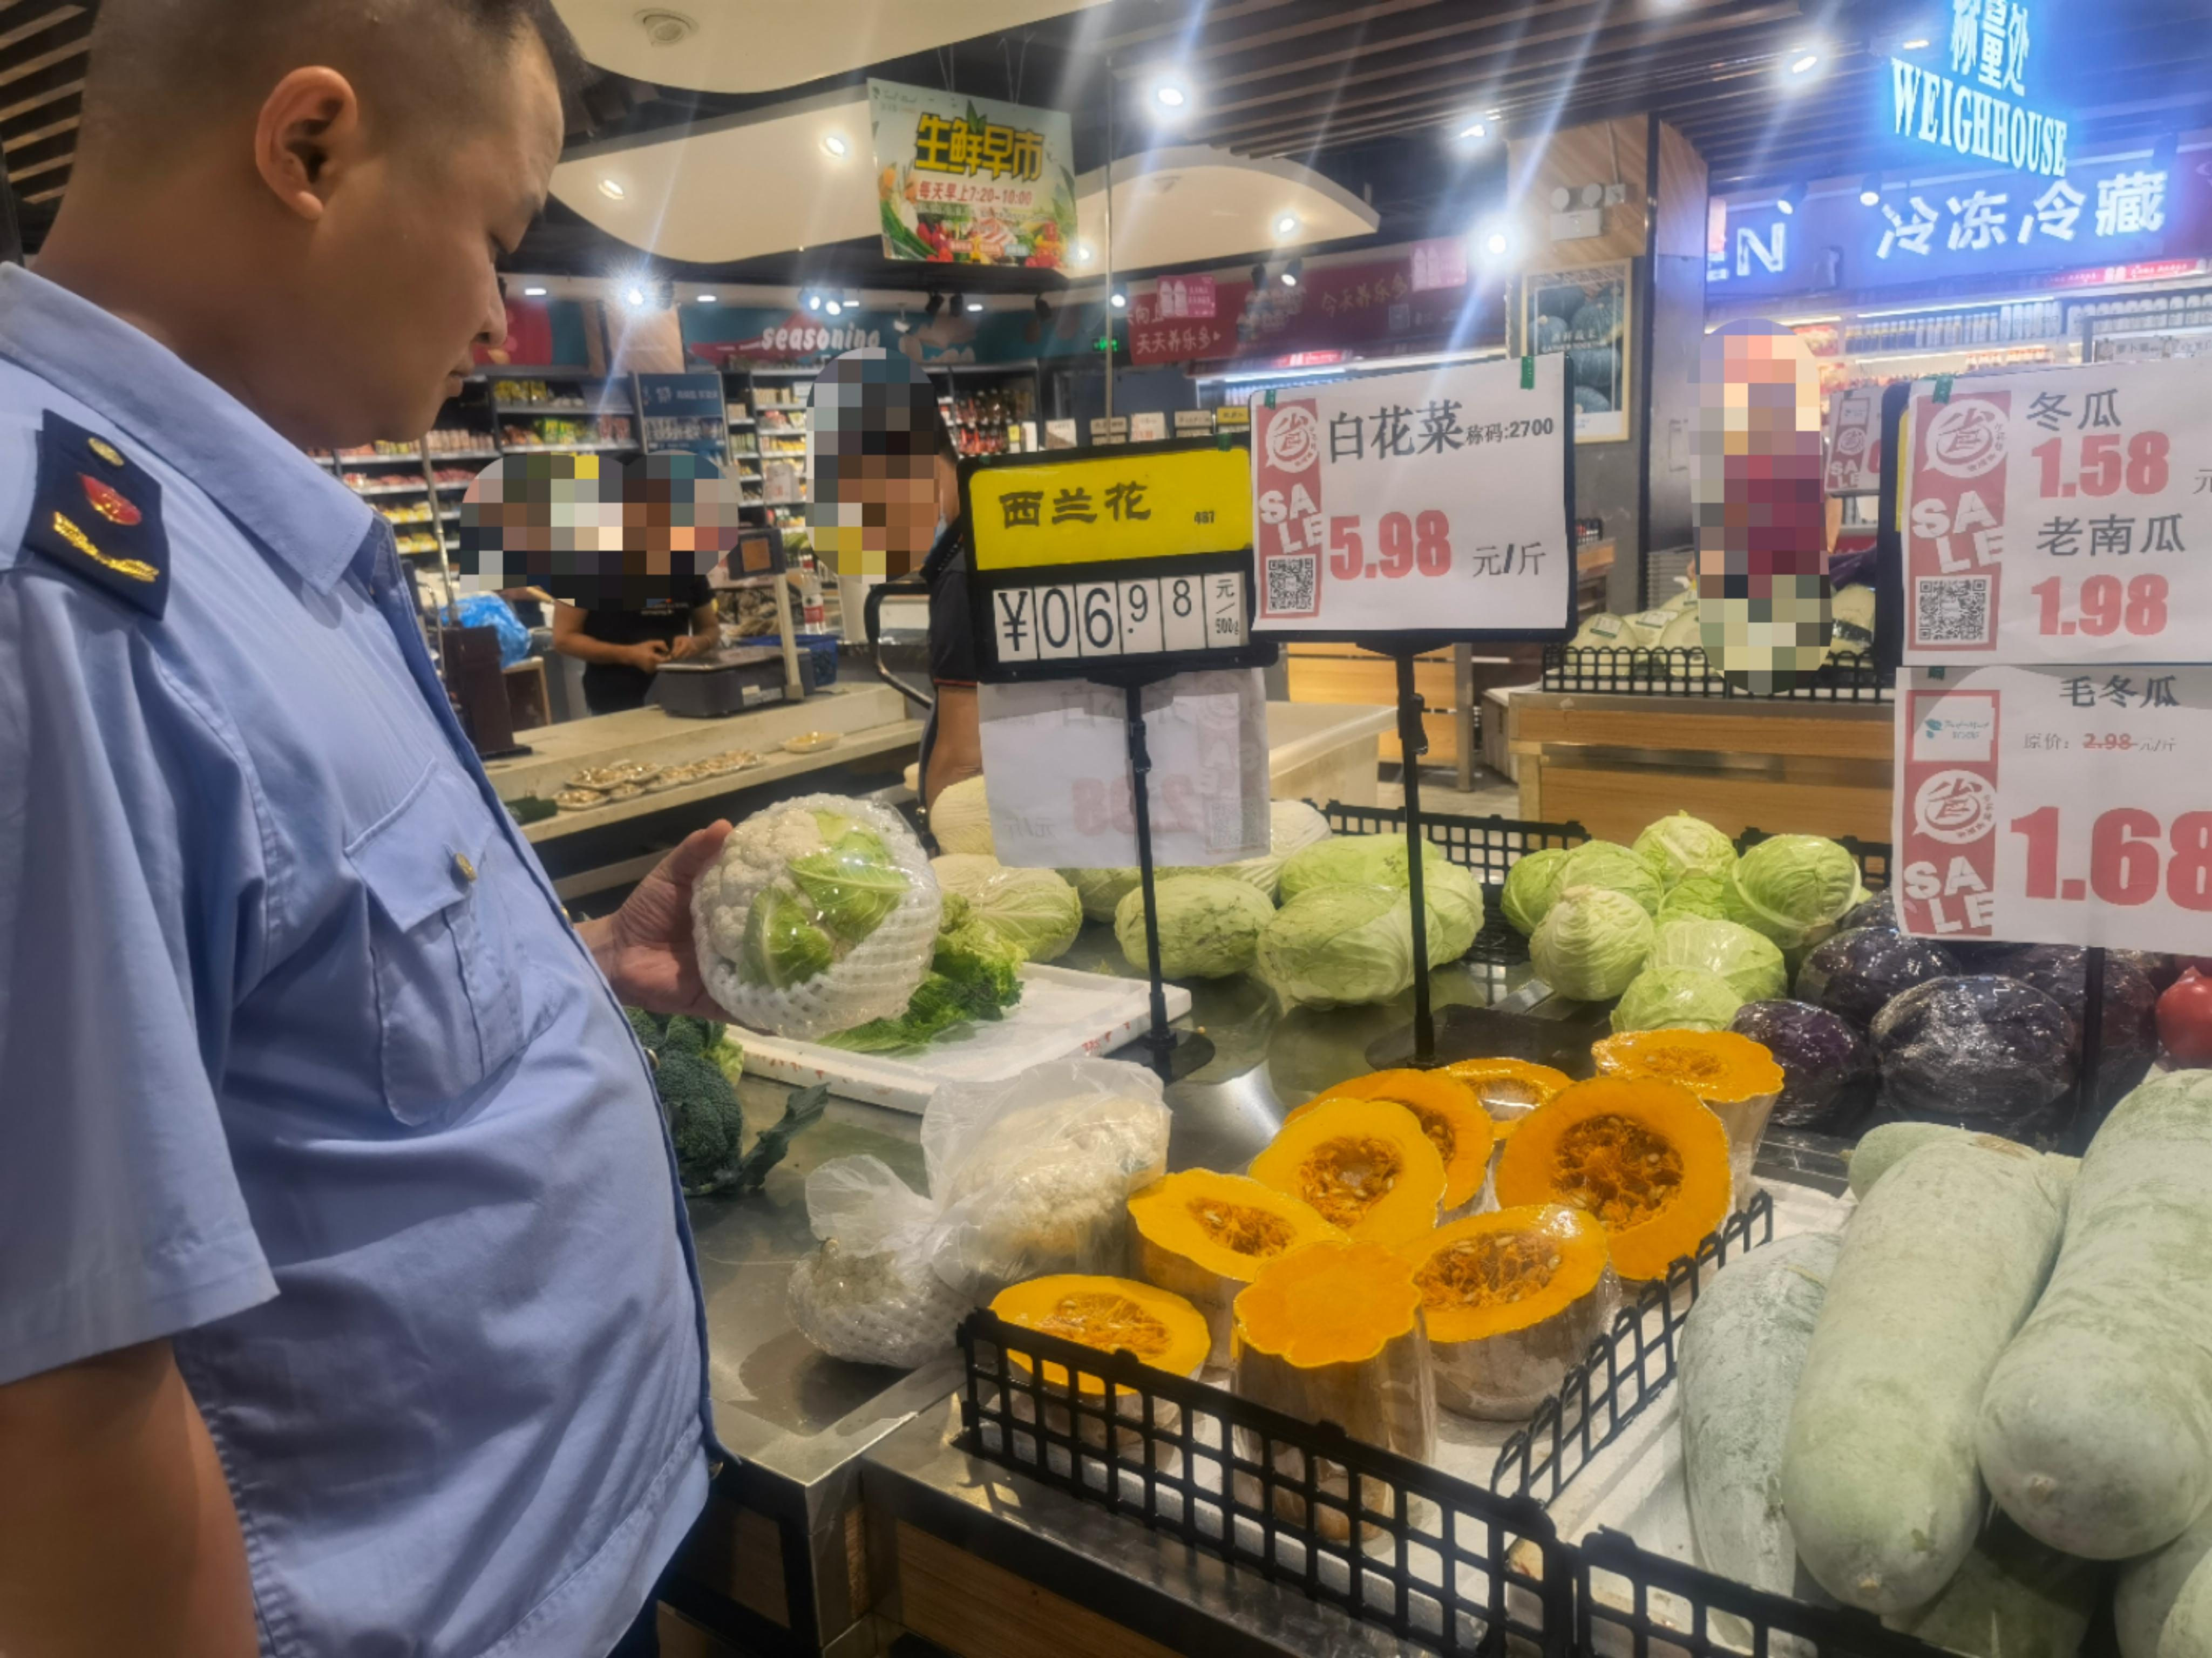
top-left (927, 363), bottom-right (1041, 457)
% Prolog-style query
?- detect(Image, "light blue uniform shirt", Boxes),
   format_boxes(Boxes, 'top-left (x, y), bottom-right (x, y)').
top-left (0, 264), bottom-right (711, 1657)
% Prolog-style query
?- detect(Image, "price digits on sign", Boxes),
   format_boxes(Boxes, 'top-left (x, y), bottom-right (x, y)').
top-left (2009, 804), bottom-right (2212, 910)
top-left (2030, 431), bottom-right (2170, 498)
top-left (2029, 573), bottom-right (2169, 638)
top-left (1326, 511), bottom-right (1454, 580)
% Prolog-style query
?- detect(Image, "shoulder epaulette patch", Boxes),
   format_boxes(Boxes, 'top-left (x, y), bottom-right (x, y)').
top-left (24, 410), bottom-right (168, 620)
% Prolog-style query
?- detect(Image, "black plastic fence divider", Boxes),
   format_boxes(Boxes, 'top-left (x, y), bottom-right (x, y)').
top-left (1541, 644), bottom-right (1893, 702)
top-left (1490, 1188), bottom-right (1777, 1506)
top-left (1320, 802), bottom-right (1590, 967)
top-left (1577, 1527), bottom-right (1955, 1658)
top-left (956, 1309), bottom-right (1577, 1658)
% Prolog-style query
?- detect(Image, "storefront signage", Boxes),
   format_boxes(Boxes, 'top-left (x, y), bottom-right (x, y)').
top-left (1153, 275), bottom-right (1216, 319)
top-left (1710, 145), bottom-right (2206, 299)
top-left (1900, 359), bottom-right (2211, 665)
top-left (1895, 663), bottom-right (2212, 952)
top-left (1248, 354), bottom-right (1575, 641)
top-left (1409, 238), bottom-right (1469, 294)
top-left (1126, 253), bottom-right (1484, 368)
top-left (867, 80), bottom-right (1076, 270)
top-left (683, 298), bottom-right (1103, 371)
top-left (1889, 4), bottom-right (2066, 178)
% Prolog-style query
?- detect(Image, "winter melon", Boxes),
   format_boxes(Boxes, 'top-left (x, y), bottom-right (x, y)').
top-left (2164, 1553), bottom-right (2212, 1658)
top-left (1881, 1517), bottom-right (2104, 1658)
top-left (1680, 1230), bottom-right (1842, 1596)
top-left (2119, 1504), bottom-right (2212, 1658)
top-left (1780, 1136), bottom-right (2067, 1613)
top-left (1848, 1121), bottom-right (2078, 1207)
top-left (1978, 1071), bottom-right (2212, 1560)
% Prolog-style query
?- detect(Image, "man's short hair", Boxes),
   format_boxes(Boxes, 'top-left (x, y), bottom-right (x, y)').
top-left (78, 0), bottom-right (587, 166)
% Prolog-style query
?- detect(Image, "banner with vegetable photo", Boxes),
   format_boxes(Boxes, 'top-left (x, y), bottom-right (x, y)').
top-left (867, 78), bottom-right (1075, 269)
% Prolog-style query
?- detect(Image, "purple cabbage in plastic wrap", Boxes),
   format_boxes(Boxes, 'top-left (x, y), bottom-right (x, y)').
top-left (1869, 975), bottom-right (2076, 1142)
top-left (1970, 945), bottom-right (2160, 1106)
top-left (1794, 927), bottom-right (1957, 1030)
top-left (1836, 889), bottom-right (1898, 933)
top-left (1731, 999), bottom-right (1876, 1132)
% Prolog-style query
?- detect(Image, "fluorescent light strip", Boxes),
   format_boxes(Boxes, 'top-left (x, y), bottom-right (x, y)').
top-left (1198, 344), bottom-right (1507, 386)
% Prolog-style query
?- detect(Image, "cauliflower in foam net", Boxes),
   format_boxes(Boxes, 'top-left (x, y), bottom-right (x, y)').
top-left (693, 794), bottom-right (942, 1041)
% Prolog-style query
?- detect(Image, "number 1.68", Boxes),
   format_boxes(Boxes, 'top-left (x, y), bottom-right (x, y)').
top-left (1327, 511), bottom-right (1454, 580)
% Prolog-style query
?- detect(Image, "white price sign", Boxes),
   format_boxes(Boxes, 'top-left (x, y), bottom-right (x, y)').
top-left (1902, 358), bottom-right (2212, 664)
top-left (1247, 355), bottom-right (1574, 638)
top-left (1895, 664), bottom-right (2212, 953)
top-left (976, 670), bottom-right (1270, 870)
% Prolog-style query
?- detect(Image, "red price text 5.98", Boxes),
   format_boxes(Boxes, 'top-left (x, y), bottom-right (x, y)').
top-left (1325, 511), bottom-right (1453, 580)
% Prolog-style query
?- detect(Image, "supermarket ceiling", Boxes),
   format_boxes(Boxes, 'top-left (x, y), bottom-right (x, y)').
top-left (8, 0), bottom-right (2212, 275)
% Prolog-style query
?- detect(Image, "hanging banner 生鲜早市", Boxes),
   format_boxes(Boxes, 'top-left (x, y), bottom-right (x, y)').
top-left (867, 79), bottom-right (1075, 270)
top-left (1900, 358), bottom-right (2211, 664)
top-left (1247, 354), bottom-right (1575, 641)
top-left (1895, 663), bottom-right (2212, 952)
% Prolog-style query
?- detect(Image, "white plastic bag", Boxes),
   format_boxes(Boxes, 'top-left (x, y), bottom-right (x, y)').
top-left (785, 1060), bottom-right (1172, 1366)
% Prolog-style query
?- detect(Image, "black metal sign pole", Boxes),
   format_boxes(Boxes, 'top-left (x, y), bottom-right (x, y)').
top-left (1395, 649), bottom-right (1437, 1065)
top-left (2071, 945), bottom-right (2108, 1152)
top-left (1124, 681), bottom-right (1174, 1077)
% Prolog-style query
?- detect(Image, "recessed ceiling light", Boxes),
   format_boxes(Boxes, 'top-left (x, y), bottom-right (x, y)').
top-left (1110, 288), bottom-right (1128, 310)
top-left (806, 293), bottom-right (823, 312)
top-left (599, 177), bottom-right (627, 200)
top-left (1457, 119), bottom-right (1489, 140)
top-left (1788, 50), bottom-right (1821, 75)
top-left (696, 292), bottom-right (716, 303)
top-left (965, 299), bottom-right (984, 312)
top-left (822, 133), bottom-right (849, 158)
top-left (1900, 36), bottom-right (1930, 50)
top-left (523, 285), bottom-right (548, 297)
top-left (1858, 175), bottom-right (1882, 207)
top-left (825, 299), bottom-right (843, 316)
top-left (1154, 80), bottom-right (1188, 109)
top-left (623, 286), bottom-right (648, 308)
top-left (1777, 184), bottom-right (1806, 215)
top-left (1274, 213), bottom-right (1300, 236)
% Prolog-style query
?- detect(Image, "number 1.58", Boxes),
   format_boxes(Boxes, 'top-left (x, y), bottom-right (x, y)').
top-left (1327, 510), bottom-right (1453, 580)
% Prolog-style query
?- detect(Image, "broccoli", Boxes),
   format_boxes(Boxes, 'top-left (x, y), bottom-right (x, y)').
top-left (654, 1049), bottom-right (745, 1181)
top-left (660, 1015), bottom-right (719, 1058)
top-left (626, 1006), bottom-right (667, 1049)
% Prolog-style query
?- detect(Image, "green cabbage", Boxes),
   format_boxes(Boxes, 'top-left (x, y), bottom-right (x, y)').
top-left (1062, 865), bottom-right (1143, 923)
top-left (787, 831), bottom-right (907, 943)
top-left (1531, 885), bottom-right (1654, 1001)
top-left (1278, 833), bottom-right (1452, 902)
top-left (1423, 858), bottom-right (1483, 966)
top-left (738, 884), bottom-right (835, 988)
top-left (1656, 873), bottom-right (1731, 924)
top-left (1115, 873), bottom-right (1275, 980)
top-left (929, 854), bottom-right (1082, 963)
top-left (1501, 847), bottom-right (1573, 936)
top-left (1725, 834), bottom-right (1862, 952)
top-left (1633, 812), bottom-right (1738, 891)
top-left (1650, 918), bottom-right (1787, 1002)
top-left (1256, 885), bottom-right (1417, 1009)
top-left (1610, 966), bottom-right (1745, 1033)
top-left (1556, 840), bottom-right (1663, 915)
top-left (929, 775), bottom-right (995, 855)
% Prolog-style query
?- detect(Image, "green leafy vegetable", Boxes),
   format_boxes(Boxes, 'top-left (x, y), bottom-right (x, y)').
top-left (1651, 918), bottom-right (1788, 1003)
top-left (1531, 884), bottom-right (1655, 1001)
top-left (1555, 840), bottom-right (1664, 915)
top-left (788, 831), bottom-right (908, 943)
top-left (1114, 872), bottom-right (1274, 980)
top-left (1255, 884), bottom-right (1417, 1010)
top-left (1502, 847), bottom-right (1573, 936)
top-left (1634, 812), bottom-right (1739, 891)
top-left (823, 893), bottom-right (1025, 1052)
top-left (1657, 873), bottom-right (1732, 924)
top-left (1725, 834), bottom-right (1862, 952)
top-left (738, 885), bottom-right (836, 989)
top-left (1611, 965), bottom-right (1746, 1033)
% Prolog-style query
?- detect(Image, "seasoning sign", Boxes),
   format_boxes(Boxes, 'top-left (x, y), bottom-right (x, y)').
top-left (1896, 664), bottom-right (2212, 952)
top-left (1902, 358), bottom-right (2211, 663)
top-left (1248, 354), bottom-right (1575, 640)
top-left (867, 79), bottom-right (1075, 270)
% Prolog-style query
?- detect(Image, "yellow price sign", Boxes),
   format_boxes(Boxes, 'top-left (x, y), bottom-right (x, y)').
top-left (968, 445), bottom-right (1252, 572)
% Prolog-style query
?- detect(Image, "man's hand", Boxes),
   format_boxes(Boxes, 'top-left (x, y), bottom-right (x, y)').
top-left (668, 633), bottom-right (717, 663)
top-left (579, 821), bottom-right (732, 1017)
top-left (625, 640), bottom-right (671, 674)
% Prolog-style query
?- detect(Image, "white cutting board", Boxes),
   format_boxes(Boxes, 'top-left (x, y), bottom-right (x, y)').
top-left (738, 962), bottom-right (1195, 1111)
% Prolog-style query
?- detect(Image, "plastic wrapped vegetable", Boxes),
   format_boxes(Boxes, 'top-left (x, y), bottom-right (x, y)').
top-left (1114, 872), bottom-right (1274, 980)
top-left (1793, 927), bottom-right (1957, 1030)
top-left (1650, 918), bottom-right (1787, 1003)
top-left (694, 795), bottom-right (941, 1041)
top-left (787, 1157), bottom-right (971, 1368)
top-left (928, 774), bottom-right (994, 855)
top-left (1255, 885), bottom-right (1417, 1010)
top-left (1062, 864), bottom-right (1142, 923)
top-left (1611, 966), bottom-right (1744, 1034)
top-left (822, 893), bottom-right (1023, 1053)
top-left (1555, 839), bottom-right (1663, 915)
top-left (1501, 846), bottom-right (1572, 936)
top-left (1729, 1000), bottom-right (1876, 1132)
top-left (1870, 976), bottom-right (2077, 1141)
top-left (930, 854), bottom-right (1082, 963)
top-left (1531, 885), bottom-right (1654, 1002)
top-left (1422, 857), bottom-right (1483, 966)
top-left (1634, 812), bottom-right (1738, 892)
top-left (1277, 832), bottom-right (1454, 903)
top-left (1835, 889), bottom-right (1899, 933)
top-left (1976, 944), bottom-right (2160, 1105)
top-left (1722, 834), bottom-right (1862, 954)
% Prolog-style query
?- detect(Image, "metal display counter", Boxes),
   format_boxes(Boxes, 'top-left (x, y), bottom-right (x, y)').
top-left (659, 927), bottom-right (1850, 1656)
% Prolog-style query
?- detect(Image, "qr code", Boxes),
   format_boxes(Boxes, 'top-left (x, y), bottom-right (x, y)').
top-left (1264, 553), bottom-right (1318, 617)
top-left (1915, 576), bottom-right (1992, 645)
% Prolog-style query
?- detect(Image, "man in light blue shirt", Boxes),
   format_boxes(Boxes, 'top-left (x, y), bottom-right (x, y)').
top-left (0, 4), bottom-right (726, 1654)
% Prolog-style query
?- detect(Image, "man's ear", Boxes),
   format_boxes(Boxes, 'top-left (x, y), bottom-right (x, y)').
top-left (253, 67), bottom-right (364, 223)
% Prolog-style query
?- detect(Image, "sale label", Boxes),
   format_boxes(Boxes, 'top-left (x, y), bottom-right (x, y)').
top-left (1901, 358), bottom-right (2211, 664)
top-left (1822, 385), bottom-right (1882, 496)
top-left (1895, 663), bottom-right (2212, 953)
top-left (1247, 354), bottom-right (1573, 638)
